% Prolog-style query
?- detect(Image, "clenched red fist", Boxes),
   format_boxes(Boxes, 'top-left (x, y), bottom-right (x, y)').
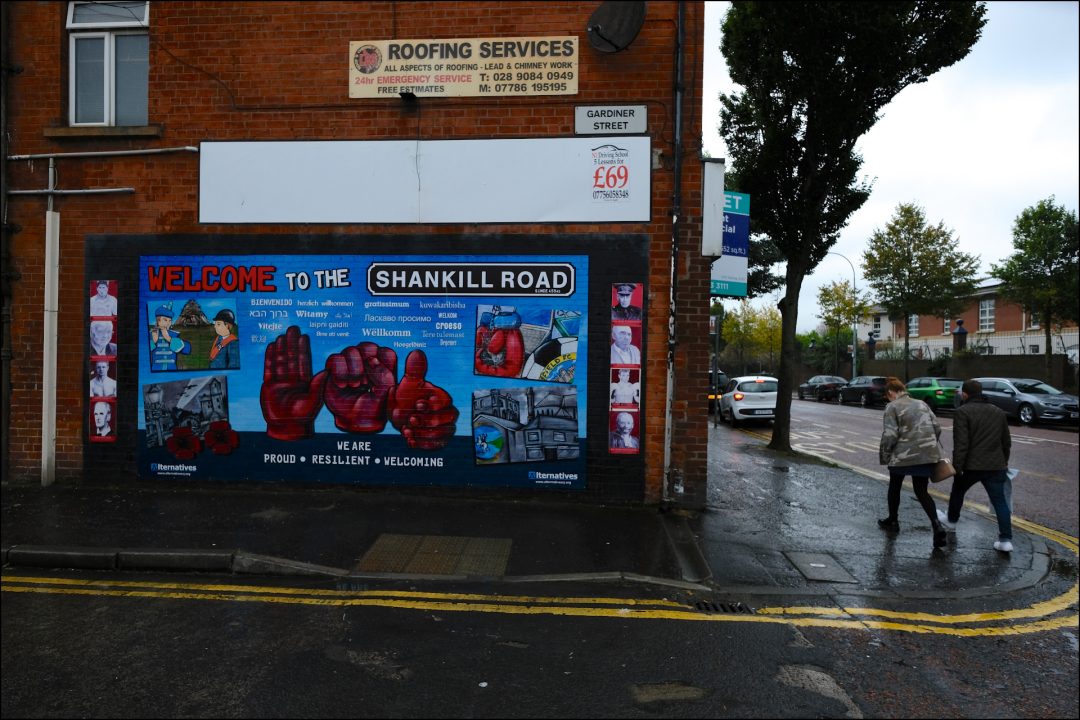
top-left (322, 342), bottom-right (398, 433)
top-left (388, 350), bottom-right (459, 450)
top-left (260, 326), bottom-right (327, 440)
top-left (475, 310), bottom-right (525, 378)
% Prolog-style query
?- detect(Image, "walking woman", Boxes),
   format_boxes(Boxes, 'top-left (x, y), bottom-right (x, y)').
top-left (877, 377), bottom-right (948, 548)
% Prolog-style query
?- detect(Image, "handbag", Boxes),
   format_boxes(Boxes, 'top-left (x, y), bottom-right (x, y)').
top-left (931, 457), bottom-right (956, 483)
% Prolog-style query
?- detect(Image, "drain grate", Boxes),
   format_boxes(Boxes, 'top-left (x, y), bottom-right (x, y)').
top-left (689, 599), bottom-right (754, 614)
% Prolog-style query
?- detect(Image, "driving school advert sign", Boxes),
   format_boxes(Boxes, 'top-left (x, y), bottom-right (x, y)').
top-left (349, 37), bottom-right (578, 98)
top-left (137, 254), bottom-right (588, 490)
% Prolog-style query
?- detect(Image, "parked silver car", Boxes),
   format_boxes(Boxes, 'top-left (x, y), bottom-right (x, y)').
top-left (718, 375), bottom-right (778, 427)
top-left (971, 377), bottom-right (1079, 426)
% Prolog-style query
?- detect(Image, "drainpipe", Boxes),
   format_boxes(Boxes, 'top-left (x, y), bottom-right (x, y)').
top-left (0, 0), bottom-right (12, 484)
top-left (662, 1), bottom-right (686, 503)
top-left (5, 146), bottom-right (198, 485)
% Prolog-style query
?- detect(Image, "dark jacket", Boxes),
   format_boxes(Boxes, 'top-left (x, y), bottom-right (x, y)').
top-left (953, 396), bottom-right (1011, 472)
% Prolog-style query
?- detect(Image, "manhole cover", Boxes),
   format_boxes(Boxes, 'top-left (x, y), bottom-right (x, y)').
top-left (355, 534), bottom-right (512, 576)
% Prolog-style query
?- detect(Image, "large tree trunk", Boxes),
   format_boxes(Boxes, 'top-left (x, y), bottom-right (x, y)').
top-left (769, 261), bottom-right (805, 452)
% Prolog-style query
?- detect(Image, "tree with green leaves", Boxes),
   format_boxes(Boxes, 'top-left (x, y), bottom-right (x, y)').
top-left (720, 301), bottom-right (783, 373)
top-left (862, 202), bottom-right (980, 378)
top-left (719, 1), bottom-right (986, 452)
top-left (721, 300), bottom-right (756, 375)
top-left (750, 304), bottom-right (783, 372)
top-left (817, 280), bottom-right (872, 375)
top-left (991, 197), bottom-right (1079, 374)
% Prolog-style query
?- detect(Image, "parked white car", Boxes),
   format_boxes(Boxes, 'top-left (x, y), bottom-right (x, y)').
top-left (718, 375), bottom-right (778, 427)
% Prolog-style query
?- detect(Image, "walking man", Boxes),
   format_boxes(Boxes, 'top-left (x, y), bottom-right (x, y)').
top-left (938, 379), bottom-right (1014, 552)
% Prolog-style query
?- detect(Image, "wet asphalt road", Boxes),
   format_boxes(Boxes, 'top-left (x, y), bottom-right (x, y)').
top-left (777, 398), bottom-right (1080, 537)
top-left (2, 569), bottom-right (1078, 718)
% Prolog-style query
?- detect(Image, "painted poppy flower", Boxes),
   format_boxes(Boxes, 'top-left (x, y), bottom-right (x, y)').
top-left (204, 420), bottom-right (240, 455)
top-left (166, 426), bottom-right (203, 459)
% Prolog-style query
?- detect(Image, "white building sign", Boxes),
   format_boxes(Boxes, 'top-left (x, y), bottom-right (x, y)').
top-left (199, 137), bottom-right (651, 224)
top-left (574, 105), bottom-right (647, 134)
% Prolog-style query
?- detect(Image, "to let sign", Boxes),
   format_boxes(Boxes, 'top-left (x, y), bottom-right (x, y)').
top-left (710, 191), bottom-right (750, 297)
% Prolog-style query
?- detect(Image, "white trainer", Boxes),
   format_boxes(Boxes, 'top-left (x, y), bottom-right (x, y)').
top-left (936, 508), bottom-right (956, 531)
top-left (994, 540), bottom-right (1014, 553)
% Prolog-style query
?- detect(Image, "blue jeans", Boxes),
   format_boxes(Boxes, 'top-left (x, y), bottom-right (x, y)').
top-left (947, 469), bottom-right (1012, 541)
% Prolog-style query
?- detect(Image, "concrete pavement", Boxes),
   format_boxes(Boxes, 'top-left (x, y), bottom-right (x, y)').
top-left (2, 423), bottom-right (1075, 609)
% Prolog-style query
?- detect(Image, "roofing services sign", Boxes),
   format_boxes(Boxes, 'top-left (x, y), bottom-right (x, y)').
top-left (350, 37), bottom-right (579, 98)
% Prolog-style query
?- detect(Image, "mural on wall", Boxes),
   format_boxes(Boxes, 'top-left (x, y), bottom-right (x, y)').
top-left (88, 279), bottom-right (118, 443)
top-left (137, 253), bottom-right (588, 489)
top-left (142, 375), bottom-right (234, 458)
top-left (608, 281), bottom-right (643, 455)
top-left (471, 386), bottom-right (579, 466)
top-left (146, 298), bottom-right (240, 372)
top-left (474, 304), bottom-right (579, 383)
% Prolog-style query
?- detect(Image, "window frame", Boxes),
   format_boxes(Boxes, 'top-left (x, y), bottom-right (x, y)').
top-left (66, 2), bottom-right (150, 128)
top-left (67, 1), bottom-right (149, 29)
top-left (978, 298), bottom-right (995, 332)
top-left (907, 314), bottom-right (919, 337)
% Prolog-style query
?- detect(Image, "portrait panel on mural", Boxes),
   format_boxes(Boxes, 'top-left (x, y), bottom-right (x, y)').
top-left (608, 409), bottom-right (640, 453)
top-left (610, 368), bottom-right (640, 407)
top-left (87, 279), bottom-right (119, 443)
top-left (89, 399), bottom-right (116, 442)
top-left (89, 279), bottom-right (118, 318)
top-left (607, 281), bottom-right (644, 455)
top-left (138, 253), bottom-right (589, 490)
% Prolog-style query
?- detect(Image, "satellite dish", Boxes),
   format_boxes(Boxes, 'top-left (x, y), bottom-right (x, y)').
top-left (587, 1), bottom-right (646, 53)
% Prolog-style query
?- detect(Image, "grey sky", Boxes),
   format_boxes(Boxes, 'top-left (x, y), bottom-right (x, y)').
top-left (703, 1), bottom-right (1080, 332)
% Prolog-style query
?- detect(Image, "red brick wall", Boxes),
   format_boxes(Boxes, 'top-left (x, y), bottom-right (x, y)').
top-left (3, 1), bottom-right (709, 506)
top-left (908, 294), bottom-right (1078, 339)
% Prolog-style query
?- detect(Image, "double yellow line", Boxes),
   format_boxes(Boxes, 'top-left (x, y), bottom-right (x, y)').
top-left (3, 570), bottom-right (1076, 637)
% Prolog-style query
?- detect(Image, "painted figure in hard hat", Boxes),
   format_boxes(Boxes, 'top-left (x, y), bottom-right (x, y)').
top-left (209, 307), bottom-right (240, 369)
top-left (148, 302), bottom-right (191, 372)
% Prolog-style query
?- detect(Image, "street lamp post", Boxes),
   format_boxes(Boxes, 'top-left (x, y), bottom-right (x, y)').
top-left (827, 251), bottom-right (858, 380)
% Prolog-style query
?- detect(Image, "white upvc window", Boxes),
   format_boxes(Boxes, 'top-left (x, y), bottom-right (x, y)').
top-left (67, 2), bottom-right (149, 127)
top-left (943, 317), bottom-right (951, 335)
top-left (907, 315), bottom-right (919, 337)
top-left (979, 298), bottom-right (995, 332)
top-left (1027, 312), bottom-right (1040, 330)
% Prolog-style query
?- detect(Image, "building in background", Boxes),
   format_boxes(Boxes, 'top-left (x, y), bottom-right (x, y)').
top-left (860, 280), bottom-right (1079, 363)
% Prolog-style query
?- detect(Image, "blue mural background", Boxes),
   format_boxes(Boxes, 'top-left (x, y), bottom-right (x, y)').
top-left (137, 253), bottom-right (588, 489)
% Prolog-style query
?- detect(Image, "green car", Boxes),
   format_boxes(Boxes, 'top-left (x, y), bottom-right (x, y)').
top-left (906, 376), bottom-right (963, 411)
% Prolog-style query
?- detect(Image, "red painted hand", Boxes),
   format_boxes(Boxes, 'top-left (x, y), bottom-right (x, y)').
top-left (260, 326), bottom-right (327, 440)
top-left (388, 350), bottom-right (459, 450)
